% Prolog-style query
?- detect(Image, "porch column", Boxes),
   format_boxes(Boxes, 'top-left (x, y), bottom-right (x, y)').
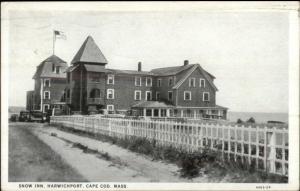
top-left (194, 110), bottom-right (197, 119)
top-left (158, 109), bottom-right (161, 117)
top-left (181, 110), bottom-right (184, 117)
top-left (166, 109), bottom-right (170, 117)
top-left (143, 108), bottom-right (146, 116)
top-left (218, 110), bottom-right (221, 119)
top-left (151, 109), bottom-right (154, 117)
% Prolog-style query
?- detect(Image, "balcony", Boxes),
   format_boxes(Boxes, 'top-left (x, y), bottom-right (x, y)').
top-left (87, 97), bottom-right (104, 105)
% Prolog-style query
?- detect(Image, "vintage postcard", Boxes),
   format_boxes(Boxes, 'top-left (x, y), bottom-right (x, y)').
top-left (1, 1), bottom-right (299, 191)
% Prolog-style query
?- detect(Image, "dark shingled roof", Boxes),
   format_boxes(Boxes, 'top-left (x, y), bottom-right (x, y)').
top-left (33, 55), bottom-right (68, 79)
top-left (84, 64), bottom-right (109, 73)
top-left (151, 64), bottom-right (215, 79)
top-left (106, 69), bottom-right (154, 76)
top-left (132, 101), bottom-right (175, 108)
top-left (151, 64), bottom-right (194, 76)
top-left (71, 36), bottom-right (108, 65)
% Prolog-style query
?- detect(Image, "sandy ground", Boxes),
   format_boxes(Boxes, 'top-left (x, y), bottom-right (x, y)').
top-left (32, 124), bottom-right (195, 182)
top-left (9, 123), bottom-right (86, 182)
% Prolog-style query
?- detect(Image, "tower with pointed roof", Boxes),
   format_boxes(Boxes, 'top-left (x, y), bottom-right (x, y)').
top-left (65, 36), bottom-right (109, 114)
top-left (27, 54), bottom-right (68, 113)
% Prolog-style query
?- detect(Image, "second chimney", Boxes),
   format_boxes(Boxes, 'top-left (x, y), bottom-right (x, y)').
top-left (138, 62), bottom-right (142, 71)
top-left (184, 60), bottom-right (189, 66)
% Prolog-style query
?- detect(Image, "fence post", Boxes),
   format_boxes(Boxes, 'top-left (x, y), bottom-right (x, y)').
top-left (266, 130), bottom-right (276, 173)
top-left (108, 119), bottom-right (112, 136)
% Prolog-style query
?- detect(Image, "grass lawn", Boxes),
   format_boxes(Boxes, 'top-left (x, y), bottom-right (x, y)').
top-left (9, 123), bottom-right (87, 182)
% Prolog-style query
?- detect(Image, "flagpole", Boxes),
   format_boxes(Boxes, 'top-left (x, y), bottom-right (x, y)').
top-left (53, 30), bottom-right (55, 55)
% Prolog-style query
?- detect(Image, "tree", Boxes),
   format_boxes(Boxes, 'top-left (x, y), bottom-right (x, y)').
top-left (247, 117), bottom-right (256, 123)
top-left (237, 118), bottom-right (243, 124)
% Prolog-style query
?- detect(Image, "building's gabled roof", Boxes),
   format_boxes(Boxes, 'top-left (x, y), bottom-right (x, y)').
top-left (132, 101), bottom-right (175, 108)
top-left (172, 64), bottom-right (218, 91)
top-left (151, 64), bottom-right (194, 76)
top-left (151, 64), bottom-right (215, 79)
top-left (71, 36), bottom-right (108, 65)
top-left (33, 55), bottom-right (68, 79)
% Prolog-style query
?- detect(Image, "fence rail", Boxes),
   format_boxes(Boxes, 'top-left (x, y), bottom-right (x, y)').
top-left (50, 116), bottom-right (288, 177)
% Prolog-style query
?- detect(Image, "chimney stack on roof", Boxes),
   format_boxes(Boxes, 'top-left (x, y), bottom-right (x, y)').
top-left (138, 62), bottom-right (142, 71)
top-left (184, 60), bottom-right (189, 66)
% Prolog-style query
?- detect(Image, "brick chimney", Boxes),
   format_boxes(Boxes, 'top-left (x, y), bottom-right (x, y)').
top-left (138, 62), bottom-right (142, 71)
top-left (184, 60), bottom-right (189, 66)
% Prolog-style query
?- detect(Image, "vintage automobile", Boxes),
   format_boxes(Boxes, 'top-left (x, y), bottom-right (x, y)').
top-left (10, 114), bottom-right (19, 122)
top-left (19, 110), bottom-right (30, 122)
top-left (29, 110), bottom-right (46, 123)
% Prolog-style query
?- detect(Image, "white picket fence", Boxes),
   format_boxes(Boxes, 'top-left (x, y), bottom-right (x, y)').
top-left (50, 116), bottom-right (288, 177)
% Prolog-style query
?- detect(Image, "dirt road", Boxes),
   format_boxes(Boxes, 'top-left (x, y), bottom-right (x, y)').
top-left (9, 123), bottom-right (86, 182)
top-left (31, 124), bottom-right (191, 182)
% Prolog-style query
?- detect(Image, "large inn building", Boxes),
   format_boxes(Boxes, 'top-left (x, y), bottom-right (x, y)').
top-left (27, 36), bottom-right (228, 119)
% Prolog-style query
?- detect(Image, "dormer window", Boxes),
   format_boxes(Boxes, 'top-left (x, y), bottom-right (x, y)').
top-left (55, 66), bottom-right (60, 74)
top-left (52, 63), bottom-right (55, 72)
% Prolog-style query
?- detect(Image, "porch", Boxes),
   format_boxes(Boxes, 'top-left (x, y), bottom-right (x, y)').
top-left (131, 101), bottom-right (227, 120)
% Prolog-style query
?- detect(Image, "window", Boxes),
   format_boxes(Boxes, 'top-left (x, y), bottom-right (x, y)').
top-left (168, 91), bottom-right (173, 101)
top-left (66, 89), bottom-right (70, 98)
top-left (156, 92), bottom-right (160, 100)
top-left (107, 89), bottom-right (114, 99)
top-left (135, 77), bottom-right (142, 86)
top-left (146, 109), bottom-right (152, 116)
top-left (44, 91), bottom-right (50, 99)
top-left (189, 78), bottom-right (196, 87)
top-left (161, 109), bottom-right (167, 117)
top-left (168, 77), bottom-right (173, 86)
top-left (67, 73), bottom-right (71, 83)
top-left (52, 63), bottom-right (55, 72)
top-left (107, 74), bottom-right (114, 84)
top-left (107, 105), bottom-right (114, 114)
top-left (200, 78), bottom-right (205, 87)
top-left (203, 92), bottom-right (210, 101)
top-left (134, 90), bottom-right (142, 100)
top-left (146, 77), bottom-right (152, 87)
top-left (184, 91), bottom-right (191, 100)
top-left (145, 91), bottom-right (152, 101)
top-left (44, 79), bottom-right (50, 87)
top-left (55, 66), bottom-right (60, 74)
top-left (90, 89), bottom-right (101, 98)
top-left (43, 104), bottom-right (50, 112)
top-left (157, 78), bottom-right (162, 87)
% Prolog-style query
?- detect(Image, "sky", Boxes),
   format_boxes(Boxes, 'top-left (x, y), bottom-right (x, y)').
top-left (3, 3), bottom-right (290, 113)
